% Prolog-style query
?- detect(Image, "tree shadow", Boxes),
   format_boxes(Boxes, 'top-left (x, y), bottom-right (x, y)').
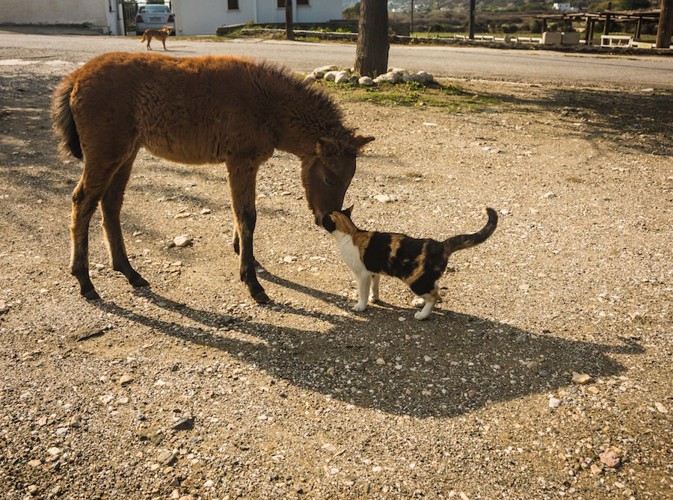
top-left (489, 86), bottom-right (673, 157)
top-left (92, 275), bottom-right (641, 419)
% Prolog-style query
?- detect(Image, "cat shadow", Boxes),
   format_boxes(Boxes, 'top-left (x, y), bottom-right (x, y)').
top-left (93, 282), bottom-right (642, 419)
top-left (260, 270), bottom-right (419, 315)
top-left (259, 270), bottom-right (345, 306)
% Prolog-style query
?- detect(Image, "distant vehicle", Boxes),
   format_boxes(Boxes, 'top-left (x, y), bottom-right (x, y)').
top-left (135, 4), bottom-right (175, 36)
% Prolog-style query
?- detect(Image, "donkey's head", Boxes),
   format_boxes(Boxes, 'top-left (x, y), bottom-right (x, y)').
top-left (302, 132), bottom-right (374, 225)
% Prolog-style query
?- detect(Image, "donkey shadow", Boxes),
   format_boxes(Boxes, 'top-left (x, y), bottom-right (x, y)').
top-left (94, 276), bottom-right (642, 419)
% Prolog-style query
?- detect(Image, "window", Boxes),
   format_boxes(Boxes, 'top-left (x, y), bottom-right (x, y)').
top-left (141, 5), bottom-right (170, 13)
top-left (278, 0), bottom-right (309, 6)
top-left (228, 0), bottom-right (239, 10)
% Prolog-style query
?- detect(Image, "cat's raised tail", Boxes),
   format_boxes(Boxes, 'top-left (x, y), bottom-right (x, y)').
top-left (444, 207), bottom-right (498, 255)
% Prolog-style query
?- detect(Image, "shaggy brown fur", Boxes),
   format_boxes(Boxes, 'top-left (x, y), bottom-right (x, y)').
top-left (140, 26), bottom-right (173, 50)
top-left (52, 52), bottom-right (373, 302)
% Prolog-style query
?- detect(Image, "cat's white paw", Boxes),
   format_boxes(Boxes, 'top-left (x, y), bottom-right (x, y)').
top-left (368, 294), bottom-right (380, 304)
top-left (411, 297), bottom-right (425, 308)
top-left (352, 303), bottom-right (367, 312)
top-left (414, 310), bottom-right (431, 320)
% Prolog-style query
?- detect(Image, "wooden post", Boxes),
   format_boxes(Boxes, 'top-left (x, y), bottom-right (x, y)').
top-left (542, 18), bottom-right (547, 32)
top-left (584, 16), bottom-right (592, 44)
top-left (410, 0), bottom-right (414, 36)
top-left (603, 3), bottom-right (612, 36)
top-left (635, 16), bottom-right (642, 41)
top-left (602, 14), bottom-right (611, 35)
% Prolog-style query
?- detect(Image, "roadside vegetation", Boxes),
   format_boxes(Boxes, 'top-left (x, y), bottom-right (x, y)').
top-left (321, 80), bottom-right (500, 112)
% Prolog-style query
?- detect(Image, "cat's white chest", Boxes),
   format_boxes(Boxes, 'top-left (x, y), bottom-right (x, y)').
top-left (333, 231), bottom-right (366, 275)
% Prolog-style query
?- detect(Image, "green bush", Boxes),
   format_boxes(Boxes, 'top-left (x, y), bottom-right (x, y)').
top-left (529, 19), bottom-right (543, 34)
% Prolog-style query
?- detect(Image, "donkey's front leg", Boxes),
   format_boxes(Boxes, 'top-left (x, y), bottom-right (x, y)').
top-left (235, 205), bottom-right (269, 303)
top-left (228, 162), bottom-right (269, 304)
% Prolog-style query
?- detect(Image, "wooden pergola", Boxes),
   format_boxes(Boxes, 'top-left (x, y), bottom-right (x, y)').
top-left (534, 9), bottom-right (661, 44)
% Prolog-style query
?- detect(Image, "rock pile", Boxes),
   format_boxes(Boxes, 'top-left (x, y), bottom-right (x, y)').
top-left (304, 65), bottom-right (434, 87)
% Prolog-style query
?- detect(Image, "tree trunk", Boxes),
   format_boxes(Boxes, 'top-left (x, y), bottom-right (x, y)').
top-left (355, 0), bottom-right (389, 77)
top-left (656, 0), bottom-right (673, 48)
top-left (285, 0), bottom-right (294, 41)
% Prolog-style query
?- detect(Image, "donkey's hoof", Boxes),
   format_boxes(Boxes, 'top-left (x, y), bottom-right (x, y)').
top-left (130, 275), bottom-right (150, 288)
top-left (252, 290), bottom-right (270, 304)
top-left (82, 288), bottom-right (101, 301)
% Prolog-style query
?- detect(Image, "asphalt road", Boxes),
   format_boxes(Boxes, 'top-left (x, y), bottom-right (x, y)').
top-left (1, 29), bottom-right (672, 89)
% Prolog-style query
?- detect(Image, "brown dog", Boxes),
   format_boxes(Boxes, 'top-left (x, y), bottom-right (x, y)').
top-left (140, 26), bottom-right (173, 51)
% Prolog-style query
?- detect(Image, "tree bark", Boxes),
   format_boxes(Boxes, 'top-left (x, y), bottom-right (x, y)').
top-left (285, 0), bottom-right (294, 41)
top-left (355, 0), bottom-right (389, 77)
top-left (656, 0), bottom-right (673, 48)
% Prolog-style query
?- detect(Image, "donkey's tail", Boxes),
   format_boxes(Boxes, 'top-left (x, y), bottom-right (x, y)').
top-left (51, 76), bottom-right (82, 160)
top-left (443, 207), bottom-right (498, 255)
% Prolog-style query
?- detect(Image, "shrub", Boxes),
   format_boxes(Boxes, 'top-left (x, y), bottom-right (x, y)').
top-left (529, 19), bottom-right (543, 34)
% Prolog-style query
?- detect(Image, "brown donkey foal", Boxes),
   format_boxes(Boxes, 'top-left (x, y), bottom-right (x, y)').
top-left (52, 52), bottom-right (373, 303)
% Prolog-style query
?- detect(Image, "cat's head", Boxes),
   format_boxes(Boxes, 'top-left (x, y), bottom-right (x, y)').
top-left (321, 205), bottom-right (354, 233)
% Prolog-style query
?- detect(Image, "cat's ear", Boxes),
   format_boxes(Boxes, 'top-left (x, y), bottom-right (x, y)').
top-left (321, 213), bottom-right (336, 233)
top-left (342, 205), bottom-right (354, 218)
top-left (353, 135), bottom-right (375, 151)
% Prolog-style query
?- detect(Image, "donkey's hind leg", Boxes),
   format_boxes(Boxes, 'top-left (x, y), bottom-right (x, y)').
top-left (70, 177), bottom-right (105, 300)
top-left (101, 157), bottom-right (149, 289)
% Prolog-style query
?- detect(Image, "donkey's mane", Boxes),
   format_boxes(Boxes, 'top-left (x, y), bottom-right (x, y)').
top-left (257, 60), bottom-right (342, 118)
top-left (251, 60), bottom-right (350, 143)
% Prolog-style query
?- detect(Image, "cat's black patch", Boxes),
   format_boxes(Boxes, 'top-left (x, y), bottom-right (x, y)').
top-left (387, 236), bottom-right (425, 277)
top-left (363, 232), bottom-right (392, 273)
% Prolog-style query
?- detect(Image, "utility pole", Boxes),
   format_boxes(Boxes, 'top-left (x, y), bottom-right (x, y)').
top-left (411, 0), bottom-right (415, 36)
top-left (468, 0), bottom-right (476, 39)
top-left (285, 0), bottom-right (294, 41)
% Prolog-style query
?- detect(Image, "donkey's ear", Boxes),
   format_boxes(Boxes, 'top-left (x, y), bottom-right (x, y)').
top-left (342, 204), bottom-right (354, 218)
top-left (316, 137), bottom-right (340, 157)
top-left (353, 135), bottom-right (375, 151)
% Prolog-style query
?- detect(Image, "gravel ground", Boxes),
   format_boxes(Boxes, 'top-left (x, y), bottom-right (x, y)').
top-left (1, 43), bottom-right (672, 499)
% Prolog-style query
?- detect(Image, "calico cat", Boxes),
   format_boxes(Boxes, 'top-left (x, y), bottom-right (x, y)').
top-left (322, 207), bottom-right (498, 320)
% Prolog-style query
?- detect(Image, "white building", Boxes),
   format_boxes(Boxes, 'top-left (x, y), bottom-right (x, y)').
top-left (2, 0), bottom-right (124, 35)
top-left (171, 0), bottom-right (344, 36)
top-left (552, 3), bottom-right (578, 12)
top-left (1, 0), bottom-right (344, 37)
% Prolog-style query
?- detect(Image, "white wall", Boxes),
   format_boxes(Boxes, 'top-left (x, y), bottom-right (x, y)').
top-left (295, 0), bottom-right (343, 23)
top-left (2, 0), bottom-right (109, 28)
top-left (173, 0), bottom-right (255, 36)
top-left (173, 0), bottom-right (344, 36)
